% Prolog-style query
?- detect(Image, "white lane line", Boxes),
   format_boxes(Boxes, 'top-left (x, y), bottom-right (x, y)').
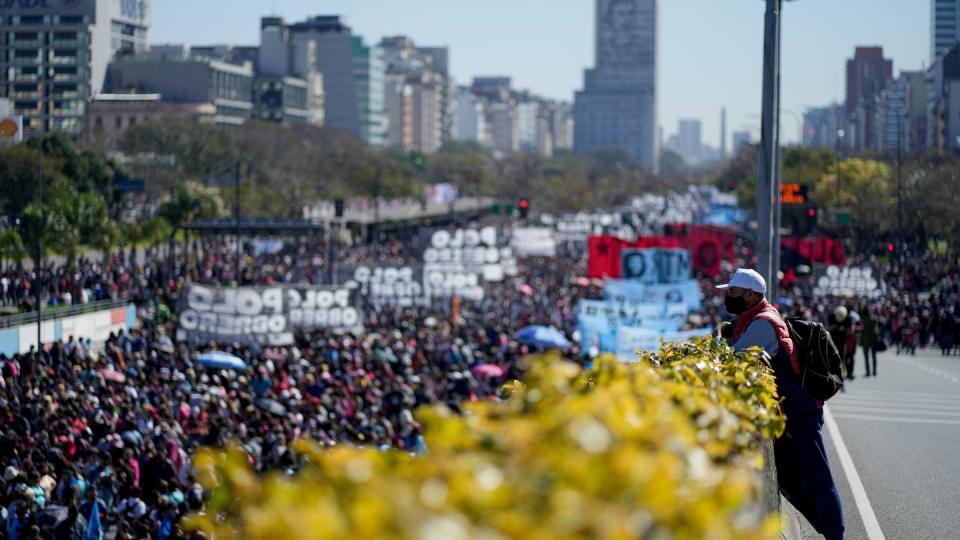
top-left (827, 406), bottom-right (960, 418)
top-left (824, 407), bottom-right (886, 540)
top-left (830, 412), bottom-right (960, 426)
top-left (844, 390), bottom-right (960, 399)
top-left (834, 396), bottom-right (960, 407)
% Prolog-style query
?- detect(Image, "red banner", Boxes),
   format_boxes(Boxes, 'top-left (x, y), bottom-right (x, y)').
top-left (587, 230), bottom-right (734, 279)
top-left (781, 237), bottom-right (845, 266)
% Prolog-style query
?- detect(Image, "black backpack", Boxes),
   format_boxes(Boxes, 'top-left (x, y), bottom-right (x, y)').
top-left (785, 318), bottom-right (846, 401)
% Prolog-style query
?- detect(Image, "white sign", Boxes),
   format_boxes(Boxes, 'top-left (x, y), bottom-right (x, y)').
top-left (423, 226), bottom-right (504, 282)
top-left (814, 266), bottom-right (882, 298)
top-left (615, 327), bottom-right (712, 362)
top-left (346, 266), bottom-right (424, 307)
top-left (423, 266), bottom-right (484, 301)
top-left (511, 227), bottom-right (557, 257)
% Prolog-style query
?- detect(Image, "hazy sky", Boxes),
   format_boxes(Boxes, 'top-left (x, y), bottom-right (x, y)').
top-left (151, 0), bottom-right (928, 148)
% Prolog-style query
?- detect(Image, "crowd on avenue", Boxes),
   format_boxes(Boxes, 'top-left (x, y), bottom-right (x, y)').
top-left (0, 232), bottom-right (956, 538)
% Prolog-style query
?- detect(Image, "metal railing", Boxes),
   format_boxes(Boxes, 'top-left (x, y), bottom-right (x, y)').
top-left (0, 298), bottom-right (130, 329)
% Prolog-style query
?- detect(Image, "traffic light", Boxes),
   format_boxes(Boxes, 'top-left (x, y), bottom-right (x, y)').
top-left (518, 199), bottom-right (529, 219)
top-left (334, 198), bottom-right (344, 218)
top-left (887, 243), bottom-right (895, 253)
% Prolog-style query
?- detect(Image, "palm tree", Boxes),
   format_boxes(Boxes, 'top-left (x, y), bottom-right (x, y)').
top-left (43, 181), bottom-right (110, 270)
top-left (0, 228), bottom-right (25, 270)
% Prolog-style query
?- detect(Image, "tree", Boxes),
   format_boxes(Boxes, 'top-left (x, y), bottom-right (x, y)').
top-left (0, 228), bottom-right (25, 268)
top-left (43, 181), bottom-right (111, 270)
top-left (659, 149), bottom-right (687, 179)
top-left (900, 153), bottom-right (960, 242)
top-left (157, 181), bottom-right (223, 232)
top-left (0, 145), bottom-right (50, 218)
top-left (811, 158), bottom-right (893, 225)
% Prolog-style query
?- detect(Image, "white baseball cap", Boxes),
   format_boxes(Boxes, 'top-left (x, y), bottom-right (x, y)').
top-left (716, 269), bottom-right (767, 295)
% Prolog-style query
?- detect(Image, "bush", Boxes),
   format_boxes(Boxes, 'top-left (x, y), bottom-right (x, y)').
top-left (187, 339), bottom-right (784, 540)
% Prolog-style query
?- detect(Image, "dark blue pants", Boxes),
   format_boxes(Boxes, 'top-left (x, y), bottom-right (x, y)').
top-left (775, 408), bottom-right (845, 540)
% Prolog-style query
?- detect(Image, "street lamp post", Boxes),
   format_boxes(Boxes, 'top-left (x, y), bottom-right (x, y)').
top-left (756, 0), bottom-right (783, 300)
top-left (896, 112), bottom-right (903, 259)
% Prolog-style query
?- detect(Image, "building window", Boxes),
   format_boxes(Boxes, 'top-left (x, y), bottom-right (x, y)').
top-left (128, 116), bottom-right (137, 126)
top-left (95, 116), bottom-right (103, 127)
top-left (14, 49), bottom-right (38, 59)
top-left (115, 116), bottom-right (122, 128)
top-left (59, 16), bottom-right (84, 25)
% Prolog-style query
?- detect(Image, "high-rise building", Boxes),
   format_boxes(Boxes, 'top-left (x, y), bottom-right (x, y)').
top-left (802, 104), bottom-right (844, 149)
top-left (932, 0), bottom-right (960, 63)
top-left (379, 36), bottom-right (448, 153)
top-left (574, 0), bottom-right (659, 172)
top-left (904, 72), bottom-right (928, 153)
top-left (548, 101), bottom-right (574, 151)
top-left (845, 46), bottom-right (893, 151)
top-left (453, 85), bottom-right (489, 145)
top-left (876, 72), bottom-right (921, 154)
top-left (0, 0), bottom-right (151, 137)
top-left (288, 16), bottom-right (361, 140)
top-left (486, 101), bottom-right (518, 154)
top-left (516, 100), bottom-right (540, 154)
top-left (384, 74), bottom-right (413, 148)
top-left (352, 36), bottom-right (387, 147)
top-left (676, 118), bottom-right (701, 163)
top-left (732, 131), bottom-right (752, 154)
top-left (927, 44), bottom-right (960, 151)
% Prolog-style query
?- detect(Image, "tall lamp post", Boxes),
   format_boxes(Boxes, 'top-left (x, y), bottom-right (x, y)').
top-left (755, 0), bottom-right (786, 300)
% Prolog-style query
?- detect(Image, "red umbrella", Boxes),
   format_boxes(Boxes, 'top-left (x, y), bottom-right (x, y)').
top-left (99, 368), bottom-right (126, 384)
top-left (472, 363), bottom-right (506, 378)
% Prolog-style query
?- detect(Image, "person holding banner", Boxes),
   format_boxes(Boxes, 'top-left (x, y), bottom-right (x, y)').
top-left (717, 269), bottom-right (844, 540)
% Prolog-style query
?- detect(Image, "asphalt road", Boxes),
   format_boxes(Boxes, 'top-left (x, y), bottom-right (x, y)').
top-left (793, 347), bottom-right (960, 539)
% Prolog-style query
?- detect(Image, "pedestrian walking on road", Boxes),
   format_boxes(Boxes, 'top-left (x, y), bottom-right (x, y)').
top-left (860, 304), bottom-right (879, 377)
top-left (720, 268), bottom-right (845, 540)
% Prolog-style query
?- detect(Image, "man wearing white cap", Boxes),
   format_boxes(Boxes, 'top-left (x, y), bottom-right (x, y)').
top-left (718, 268), bottom-right (844, 540)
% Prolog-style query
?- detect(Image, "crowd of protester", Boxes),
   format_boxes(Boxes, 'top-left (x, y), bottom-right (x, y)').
top-left (0, 231), bottom-right (956, 538)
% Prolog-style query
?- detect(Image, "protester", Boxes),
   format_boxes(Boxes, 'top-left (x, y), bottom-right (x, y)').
top-left (718, 268), bottom-right (844, 540)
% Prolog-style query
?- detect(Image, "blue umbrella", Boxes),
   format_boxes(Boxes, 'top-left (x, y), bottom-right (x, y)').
top-left (514, 325), bottom-right (572, 350)
top-left (198, 351), bottom-right (248, 371)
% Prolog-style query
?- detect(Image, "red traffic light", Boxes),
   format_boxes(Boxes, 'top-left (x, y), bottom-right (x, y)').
top-left (519, 199), bottom-right (529, 209)
top-left (887, 243), bottom-right (895, 253)
top-left (807, 208), bottom-right (816, 218)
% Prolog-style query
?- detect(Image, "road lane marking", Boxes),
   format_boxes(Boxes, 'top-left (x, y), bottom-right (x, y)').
top-left (841, 390), bottom-right (960, 400)
top-left (829, 413), bottom-right (960, 426)
top-left (824, 407), bottom-right (886, 540)
top-left (834, 396), bottom-right (960, 407)
top-left (831, 399), bottom-right (960, 411)
top-left (827, 405), bottom-right (960, 418)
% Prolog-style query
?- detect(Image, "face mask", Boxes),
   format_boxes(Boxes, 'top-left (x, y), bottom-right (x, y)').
top-left (725, 295), bottom-right (748, 315)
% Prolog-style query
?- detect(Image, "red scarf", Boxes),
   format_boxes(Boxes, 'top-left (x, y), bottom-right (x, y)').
top-left (732, 298), bottom-right (774, 342)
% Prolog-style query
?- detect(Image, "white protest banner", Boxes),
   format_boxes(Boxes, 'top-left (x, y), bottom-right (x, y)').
top-left (423, 266), bottom-right (485, 301)
top-left (615, 327), bottom-right (713, 362)
top-left (814, 265), bottom-right (882, 298)
top-left (343, 266), bottom-right (424, 307)
top-left (621, 248), bottom-right (692, 284)
top-left (423, 226), bottom-right (504, 282)
top-left (511, 227), bottom-right (557, 257)
top-left (177, 284), bottom-right (362, 345)
top-left (604, 279), bottom-right (702, 312)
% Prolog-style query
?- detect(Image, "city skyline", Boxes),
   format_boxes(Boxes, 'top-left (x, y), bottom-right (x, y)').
top-left (150, 0), bottom-right (927, 149)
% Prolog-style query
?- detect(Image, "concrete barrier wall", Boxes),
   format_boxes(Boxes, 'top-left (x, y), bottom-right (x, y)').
top-left (0, 304), bottom-right (136, 356)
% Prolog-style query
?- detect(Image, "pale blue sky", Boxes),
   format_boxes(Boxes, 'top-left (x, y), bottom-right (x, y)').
top-left (151, 0), bottom-right (928, 148)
